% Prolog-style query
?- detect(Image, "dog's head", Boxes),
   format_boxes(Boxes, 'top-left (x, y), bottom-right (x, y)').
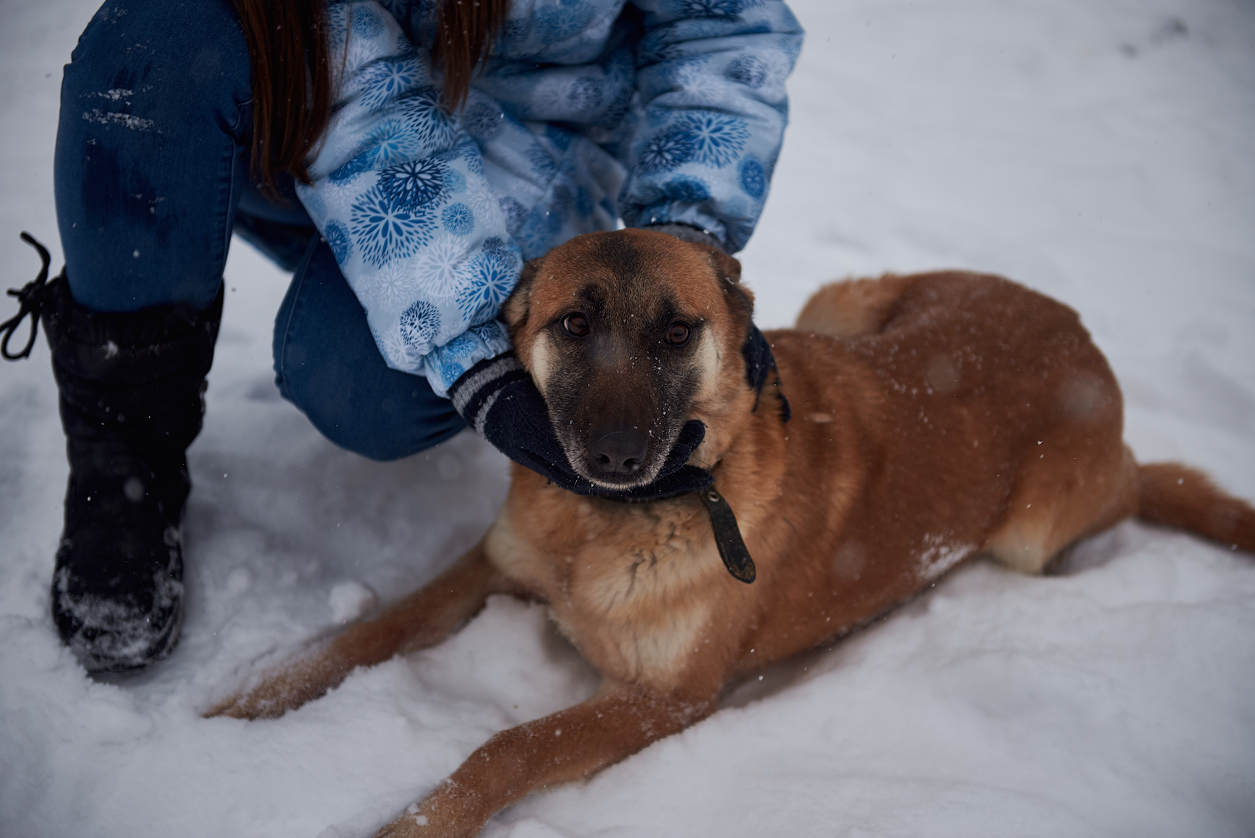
top-left (502, 228), bottom-right (757, 490)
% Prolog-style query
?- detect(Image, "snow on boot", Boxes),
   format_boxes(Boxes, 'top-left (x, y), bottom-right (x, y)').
top-left (3, 235), bottom-right (222, 672)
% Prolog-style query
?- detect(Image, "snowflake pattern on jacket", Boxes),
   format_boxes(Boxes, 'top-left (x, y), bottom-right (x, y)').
top-left (298, 0), bottom-right (802, 396)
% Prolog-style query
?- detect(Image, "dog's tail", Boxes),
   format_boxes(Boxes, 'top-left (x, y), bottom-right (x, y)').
top-left (1137, 463), bottom-right (1255, 553)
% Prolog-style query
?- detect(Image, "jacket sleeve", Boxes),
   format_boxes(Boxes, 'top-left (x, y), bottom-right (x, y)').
top-left (294, 0), bottom-right (523, 397)
top-left (620, 0), bottom-right (804, 253)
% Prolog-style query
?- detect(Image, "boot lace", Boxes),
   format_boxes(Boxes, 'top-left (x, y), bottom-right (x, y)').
top-left (1, 232), bottom-right (55, 361)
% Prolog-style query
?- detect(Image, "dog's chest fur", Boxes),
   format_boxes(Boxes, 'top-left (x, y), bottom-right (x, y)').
top-left (484, 476), bottom-right (728, 688)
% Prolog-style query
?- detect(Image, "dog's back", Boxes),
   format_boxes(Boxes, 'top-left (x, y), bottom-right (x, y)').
top-left (792, 271), bottom-right (1255, 568)
top-left (719, 272), bottom-right (1125, 665)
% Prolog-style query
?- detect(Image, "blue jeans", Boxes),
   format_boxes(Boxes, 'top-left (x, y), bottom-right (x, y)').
top-left (54, 0), bottom-right (465, 460)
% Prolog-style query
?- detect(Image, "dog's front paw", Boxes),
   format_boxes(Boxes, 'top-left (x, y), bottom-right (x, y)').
top-left (203, 684), bottom-right (287, 720)
top-left (372, 810), bottom-right (465, 838)
top-left (373, 790), bottom-right (487, 838)
top-left (204, 650), bottom-right (341, 720)
top-left (372, 810), bottom-right (429, 838)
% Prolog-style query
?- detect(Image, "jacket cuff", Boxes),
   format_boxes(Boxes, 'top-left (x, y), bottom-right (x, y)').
top-left (448, 352), bottom-right (528, 434)
top-left (641, 223), bottom-right (726, 252)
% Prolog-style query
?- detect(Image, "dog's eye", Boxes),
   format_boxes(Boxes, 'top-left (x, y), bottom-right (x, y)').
top-left (563, 313), bottom-right (590, 337)
top-left (665, 322), bottom-right (691, 346)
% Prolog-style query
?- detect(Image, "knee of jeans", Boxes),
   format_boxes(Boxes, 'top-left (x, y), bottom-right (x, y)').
top-left (273, 304), bottom-right (466, 461)
top-left (65, 0), bottom-right (250, 110)
top-left (273, 239), bottom-right (468, 460)
top-left (276, 358), bottom-right (468, 461)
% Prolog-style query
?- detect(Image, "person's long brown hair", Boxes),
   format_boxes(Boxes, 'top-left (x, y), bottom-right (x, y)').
top-left (232, 0), bottom-right (510, 195)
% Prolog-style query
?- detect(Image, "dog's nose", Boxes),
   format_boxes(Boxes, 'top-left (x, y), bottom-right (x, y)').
top-left (590, 424), bottom-right (649, 475)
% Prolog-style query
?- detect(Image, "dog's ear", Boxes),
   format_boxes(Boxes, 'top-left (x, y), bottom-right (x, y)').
top-left (710, 249), bottom-right (742, 286)
top-left (503, 256), bottom-right (544, 335)
top-left (708, 249), bottom-right (754, 328)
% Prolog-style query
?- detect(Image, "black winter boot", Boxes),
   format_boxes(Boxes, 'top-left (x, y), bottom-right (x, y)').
top-left (3, 234), bottom-right (222, 673)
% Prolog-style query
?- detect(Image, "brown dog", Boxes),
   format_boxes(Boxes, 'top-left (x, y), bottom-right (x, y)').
top-left (209, 229), bottom-right (1255, 838)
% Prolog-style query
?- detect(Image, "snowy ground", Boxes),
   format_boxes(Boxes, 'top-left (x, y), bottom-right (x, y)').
top-left (2, 0), bottom-right (1254, 836)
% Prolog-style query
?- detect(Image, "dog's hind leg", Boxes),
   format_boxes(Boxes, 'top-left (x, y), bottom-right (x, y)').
top-left (207, 542), bottom-right (511, 720)
top-left (374, 680), bottom-right (719, 838)
top-left (985, 435), bottom-right (1140, 575)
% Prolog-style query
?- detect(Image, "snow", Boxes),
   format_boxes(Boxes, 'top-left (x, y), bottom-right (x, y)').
top-left (2, 0), bottom-right (1254, 836)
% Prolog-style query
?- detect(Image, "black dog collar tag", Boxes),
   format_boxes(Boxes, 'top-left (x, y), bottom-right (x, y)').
top-left (700, 488), bottom-right (756, 584)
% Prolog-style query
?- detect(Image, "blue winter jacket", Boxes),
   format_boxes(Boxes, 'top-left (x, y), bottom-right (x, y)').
top-left (297, 0), bottom-right (803, 397)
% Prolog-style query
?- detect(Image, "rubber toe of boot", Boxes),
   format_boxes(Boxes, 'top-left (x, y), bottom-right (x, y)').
top-left (51, 513), bottom-right (185, 674)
